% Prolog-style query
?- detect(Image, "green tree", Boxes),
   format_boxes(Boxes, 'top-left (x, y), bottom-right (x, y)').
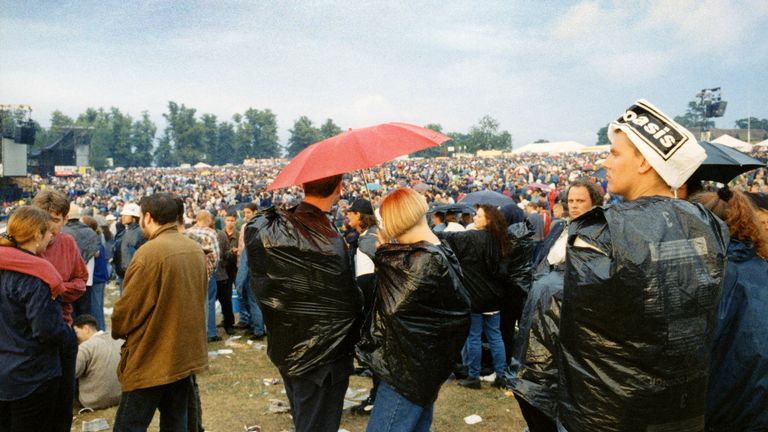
top-left (201, 114), bottom-right (219, 165)
top-left (674, 101), bottom-right (714, 129)
top-left (105, 107), bottom-right (134, 167)
top-left (239, 108), bottom-right (280, 159)
top-left (287, 116), bottom-right (320, 157)
top-left (163, 101), bottom-right (204, 164)
top-left (154, 133), bottom-right (176, 167)
top-left (533, 139), bottom-right (550, 143)
top-left (129, 111), bottom-right (156, 167)
top-left (466, 115), bottom-right (512, 152)
top-left (319, 118), bottom-right (343, 139)
top-left (76, 108), bottom-right (110, 169)
top-left (596, 126), bottom-right (609, 145)
top-left (217, 121), bottom-right (237, 164)
top-left (735, 117), bottom-right (768, 130)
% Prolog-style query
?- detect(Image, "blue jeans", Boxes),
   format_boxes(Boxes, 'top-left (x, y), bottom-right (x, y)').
top-left (367, 381), bottom-right (433, 432)
top-left (90, 282), bottom-right (106, 330)
top-left (207, 275), bottom-right (217, 338)
top-left (113, 376), bottom-right (193, 432)
top-left (241, 275), bottom-right (264, 335)
top-left (464, 313), bottom-right (507, 378)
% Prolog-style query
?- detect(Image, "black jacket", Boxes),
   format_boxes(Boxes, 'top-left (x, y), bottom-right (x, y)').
top-left (358, 241), bottom-right (470, 406)
top-left (245, 203), bottom-right (362, 377)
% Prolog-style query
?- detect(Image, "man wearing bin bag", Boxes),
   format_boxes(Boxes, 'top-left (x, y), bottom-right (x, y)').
top-left (244, 174), bottom-right (362, 432)
top-left (558, 99), bottom-right (729, 432)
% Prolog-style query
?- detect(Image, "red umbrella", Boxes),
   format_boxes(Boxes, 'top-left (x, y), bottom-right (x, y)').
top-left (268, 123), bottom-right (449, 190)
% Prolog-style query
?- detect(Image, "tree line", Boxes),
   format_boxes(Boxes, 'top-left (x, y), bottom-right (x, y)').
top-left (2, 100), bottom-right (764, 170)
top-left (1, 103), bottom-right (515, 169)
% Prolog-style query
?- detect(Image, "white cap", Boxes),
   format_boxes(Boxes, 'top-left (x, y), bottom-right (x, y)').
top-left (121, 203), bottom-right (142, 218)
top-left (608, 99), bottom-right (705, 189)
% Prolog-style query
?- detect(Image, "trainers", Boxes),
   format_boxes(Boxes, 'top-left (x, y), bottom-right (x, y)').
top-left (208, 336), bottom-right (222, 343)
top-left (351, 396), bottom-right (375, 416)
top-left (233, 322), bottom-right (250, 329)
top-left (224, 327), bottom-right (235, 336)
top-left (457, 377), bottom-right (481, 389)
top-left (248, 333), bottom-right (265, 341)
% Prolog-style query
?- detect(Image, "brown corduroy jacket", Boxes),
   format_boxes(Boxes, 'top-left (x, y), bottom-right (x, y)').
top-left (112, 223), bottom-right (208, 392)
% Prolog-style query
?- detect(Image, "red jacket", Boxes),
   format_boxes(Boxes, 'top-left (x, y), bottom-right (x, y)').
top-left (40, 233), bottom-right (88, 325)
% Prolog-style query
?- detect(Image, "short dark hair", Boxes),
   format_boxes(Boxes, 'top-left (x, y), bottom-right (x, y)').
top-left (173, 196), bottom-right (185, 224)
top-left (358, 213), bottom-right (378, 231)
top-left (244, 202), bottom-right (259, 212)
top-left (31, 190), bottom-right (70, 216)
top-left (433, 211), bottom-right (445, 223)
top-left (73, 314), bottom-right (98, 329)
top-left (566, 179), bottom-right (603, 208)
top-left (303, 174), bottom-right (343, 198)
top-left (139, 193), bottom-right (179, 225)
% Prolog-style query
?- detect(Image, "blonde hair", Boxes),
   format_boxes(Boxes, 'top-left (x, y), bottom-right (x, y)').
top-left (0, 206), bottom-right (51, 248)
top-left (379, 188), bottom-right (428, 241)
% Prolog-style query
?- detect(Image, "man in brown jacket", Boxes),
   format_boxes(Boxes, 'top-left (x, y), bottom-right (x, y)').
top-left (111, 192), bottom-right (208, 431)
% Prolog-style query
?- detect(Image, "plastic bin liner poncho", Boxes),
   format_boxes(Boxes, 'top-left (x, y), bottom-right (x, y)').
top-left (706, 239), bottom-right (768, 432)
top-left (506, 268), bottom-right (564, 420)
top-left (440, 230), bottom-right (505, 312)
top-left (506, 220), bottom-right (535, 297)
top-left (245, 205), bottom-right (362, 377)
top-left (357, 241), bottom-right (471, 406)
top-left (558, 197), bottom-right (728, 432)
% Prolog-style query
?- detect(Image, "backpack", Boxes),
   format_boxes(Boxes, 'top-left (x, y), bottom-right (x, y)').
top-left (112, 230), bottom-right (125, 278)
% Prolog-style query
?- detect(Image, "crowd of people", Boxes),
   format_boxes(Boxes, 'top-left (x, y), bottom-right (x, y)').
top-left (1, 98), bottom-right (767, 432)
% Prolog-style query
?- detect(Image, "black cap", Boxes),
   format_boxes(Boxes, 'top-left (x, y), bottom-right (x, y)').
top-left (348, 199), bottom-right (374, 215)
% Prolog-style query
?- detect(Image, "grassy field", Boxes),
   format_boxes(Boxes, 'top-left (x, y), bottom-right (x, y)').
top-left (74, 283), bottom-right (526, 431)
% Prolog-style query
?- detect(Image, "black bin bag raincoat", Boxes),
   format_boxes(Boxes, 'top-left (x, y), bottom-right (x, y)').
top-left (245, 205), bottom-right (362, 377)
top-left (558, 197), bottom-right (728, 432)
top-left (358, 241), bottom-right (471, 406)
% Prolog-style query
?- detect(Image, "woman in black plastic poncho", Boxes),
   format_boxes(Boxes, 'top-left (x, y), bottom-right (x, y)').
top-left (359, 187), bottom-right (471, 432)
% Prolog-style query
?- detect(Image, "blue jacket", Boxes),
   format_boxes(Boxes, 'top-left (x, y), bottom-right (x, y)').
top-left (706, 239), bottom-right (768, 431)
top-left (93, 243), bottom-right (110, 284)
top-left (0, 268), bottom-right (71, 401)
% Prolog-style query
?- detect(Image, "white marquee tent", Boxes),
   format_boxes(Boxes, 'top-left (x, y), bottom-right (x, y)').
top-left (512, 141), bottom-right (586, 154)
top-left (712, 134), bottom-right (753, 153)
top-left (755, 139), bottom-right (768, 148)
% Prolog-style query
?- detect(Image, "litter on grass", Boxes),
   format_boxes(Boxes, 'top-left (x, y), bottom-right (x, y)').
top-left (464, 414), bottom-right (483, 425)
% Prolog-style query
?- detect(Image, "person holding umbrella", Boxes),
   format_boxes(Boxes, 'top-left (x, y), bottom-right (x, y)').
top-left (245, 174), bottom-right (362, 432)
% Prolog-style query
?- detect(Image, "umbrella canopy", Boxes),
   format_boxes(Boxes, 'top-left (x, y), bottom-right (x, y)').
top-left (268, 123), bottom-right (450, 190)
top-left (526, 182), bottom-right (551, 192)
top-left (431, 204), bottom-right (476, 215)
top-left (691, 141), bottom-right (766, 184)
top-left (459, 190), bottom-right (515, 207)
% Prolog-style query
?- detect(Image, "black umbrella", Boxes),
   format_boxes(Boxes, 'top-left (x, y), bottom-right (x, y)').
top-left (459, 190), bottom-right (515, 207)
top-left (692, 141), bottom-right (766, 184)
top-left (431, 203), bottom-right (475, 215)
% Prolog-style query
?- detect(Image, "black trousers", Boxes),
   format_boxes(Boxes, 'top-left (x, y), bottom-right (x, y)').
top-left (0, 378), bottom-right (60, 432)
top-left (215, 279), bottom-right (235, 329)
top-left (53, 327), bottom-right (78, 432)
top-left (515, 395), bottom-right (557, 432)
top-left (113, 376), bottom-right (194, 432)
top-left (281, 366), bottom-right (349, 432)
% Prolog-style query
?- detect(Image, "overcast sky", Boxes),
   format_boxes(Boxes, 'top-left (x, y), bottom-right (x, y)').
top-left (2, 0), bottom-right (767, 148)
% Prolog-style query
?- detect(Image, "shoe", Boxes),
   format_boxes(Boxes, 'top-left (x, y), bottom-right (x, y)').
top-left (208, 336), bottom-right (222, 343)
top-left (234, 322), bottom-right (250, 330)
top-left (492, 376), bottom-right (509, 389)
top-left (457, 377), bottom-right (482, 389)
top-left (350, 396), bottom-right (375, 416)
top-left (225, 327), bottom-right (235, 336)
top-left (248, 333), bottom-right (265, 341)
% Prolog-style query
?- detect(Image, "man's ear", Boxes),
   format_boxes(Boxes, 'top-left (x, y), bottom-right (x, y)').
top-left (637, 157), bottom-right (654, 175)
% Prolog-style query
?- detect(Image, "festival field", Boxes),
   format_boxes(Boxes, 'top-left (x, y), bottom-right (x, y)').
top-left (72, 282), bottom-right (526, 432)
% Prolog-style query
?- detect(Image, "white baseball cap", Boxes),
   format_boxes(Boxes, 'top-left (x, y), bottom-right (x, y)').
top-left (608, 99), bottom-right (705, 189)
top-left (121, 203), bottom-right (142, 218)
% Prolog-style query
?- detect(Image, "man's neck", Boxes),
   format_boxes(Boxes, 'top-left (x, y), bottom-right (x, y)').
top-left (303, 195), bottom-right (336, 213)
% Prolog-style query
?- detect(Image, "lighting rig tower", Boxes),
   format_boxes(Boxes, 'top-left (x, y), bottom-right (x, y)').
top-left (695, 88), bottom-right (727, 141)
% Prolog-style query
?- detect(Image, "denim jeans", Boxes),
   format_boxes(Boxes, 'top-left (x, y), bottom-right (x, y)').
top-left (465, 312), bottom-right (507, 378)
top-left (113, 376), bottom-right (193, 432)
top-left (89, 282), bottom-right (106, 330)
top-left (206, 275), bottom-right (217, 338)
top-left (242, 275), bottom-right (264, 335)
top-left (366, 381), bottom-right (433, 432)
